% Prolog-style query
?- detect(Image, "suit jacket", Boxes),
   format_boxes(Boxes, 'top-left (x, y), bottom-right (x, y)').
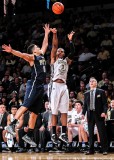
top-left (82, 88), bottom-right (108, 121)
top-left (42, 110), bottom-right (50, 128)
top-left (0, 112), bottom-right (9, 129)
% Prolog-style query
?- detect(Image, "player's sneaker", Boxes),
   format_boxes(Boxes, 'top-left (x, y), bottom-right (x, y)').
top-left (51, 134), bottom-right (58, 145)
top-left (22, 134), bottom-right (37, 147)
top-left (59, 133), bottom-right (68, 143)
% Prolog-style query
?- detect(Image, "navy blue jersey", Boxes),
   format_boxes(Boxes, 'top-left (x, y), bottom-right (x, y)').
top-left (31, 55), bottom-right (46, 85)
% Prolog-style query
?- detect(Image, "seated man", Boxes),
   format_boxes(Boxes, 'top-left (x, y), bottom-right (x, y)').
top-left (39, 101), bottom-right (51, 152)
top-left (3, 105), bottom-right (21, 152)
top-left (0, 104), bottom-right (9, 152)
top-left (67, 100), bottom-right (83, 152)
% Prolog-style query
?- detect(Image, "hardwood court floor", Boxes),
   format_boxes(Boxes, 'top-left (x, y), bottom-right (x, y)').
top-left (0, 152), bottom-right (114, 160)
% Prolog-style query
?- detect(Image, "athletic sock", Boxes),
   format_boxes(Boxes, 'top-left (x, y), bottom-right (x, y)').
top-left (79, 142), bottom-right (82, 148)
top-left (10, 119), bottom-right (18, 126)
top-left (27, 128), bottom-right (34, 138)
top-left (52, 126), bottom-right (56, 135)
top-left (62, 126), bottom-right (67, 134)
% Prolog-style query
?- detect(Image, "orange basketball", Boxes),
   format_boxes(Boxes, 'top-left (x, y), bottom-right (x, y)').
top-left (52, 2), bottom-right (64, 15)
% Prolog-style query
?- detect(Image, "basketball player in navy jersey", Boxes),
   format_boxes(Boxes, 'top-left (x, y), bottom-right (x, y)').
top-left (49, 28), bottom-right (75, 144)
top-left (2, 24), bottom-right (50, 146)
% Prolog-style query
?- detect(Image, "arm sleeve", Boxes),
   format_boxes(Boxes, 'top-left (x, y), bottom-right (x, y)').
top-left (67, 41), bottom-right (75, 60)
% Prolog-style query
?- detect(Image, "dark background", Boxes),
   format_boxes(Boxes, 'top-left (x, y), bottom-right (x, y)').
top-left (0, 0), bottom-right (114, 16)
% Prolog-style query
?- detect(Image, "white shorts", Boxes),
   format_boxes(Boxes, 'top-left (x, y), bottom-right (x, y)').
top-left (83, 122), bottom-right (98, 135)
top-left (50, 82), bottom-right (69, 115)
top-left (69, 127), bottom-right (79, 138)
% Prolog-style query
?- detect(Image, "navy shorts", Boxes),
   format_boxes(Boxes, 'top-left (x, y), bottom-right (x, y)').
top-left (22, 80), bottom-right (44, 114)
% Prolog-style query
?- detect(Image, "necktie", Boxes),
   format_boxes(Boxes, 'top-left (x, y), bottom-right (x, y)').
top-left (90, 90), bottom-right (94, 111)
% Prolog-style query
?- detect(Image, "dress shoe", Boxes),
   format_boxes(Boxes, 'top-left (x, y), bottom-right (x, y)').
top-left (16, 148), bottom-right (27, 153)
top-left (85, 150), bottom-right (94, 155)
top-left (103, 151), bottom-right (108, 155)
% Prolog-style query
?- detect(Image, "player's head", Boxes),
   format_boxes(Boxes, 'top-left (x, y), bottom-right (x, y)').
top-left (11, 105), bottom-right (18, 115)
top-left (89, 77), bottom-right (97, 89)
top-left (56, 48), bottom-right (65, 58)
top-left (74, 100), bottom-right (83, 112)
top-left (27, 44), bottom-right (42, 55)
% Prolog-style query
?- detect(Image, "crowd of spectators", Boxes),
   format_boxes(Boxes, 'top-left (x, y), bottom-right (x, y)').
top-left (0, 6), bottom-right (114, 153)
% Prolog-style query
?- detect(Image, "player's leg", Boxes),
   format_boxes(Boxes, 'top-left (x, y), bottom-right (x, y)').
top-left (6, 106), bottom-right (27, 136)
top-left (59, 85), bottom-right (69, 143)
top-left (22, 112), bottom-right (38, 147)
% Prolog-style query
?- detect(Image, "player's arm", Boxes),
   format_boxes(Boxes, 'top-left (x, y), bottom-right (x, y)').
top-left (15, 114), bottom-right (24, 129)
top-left (50, 28), bottom-right (58, 64)
top-left (66, 31), bottom-right (75, 65)
top-left (2, 44), bottom-right (34, 63)
top-left (41, 24), bottom-right (50, 54)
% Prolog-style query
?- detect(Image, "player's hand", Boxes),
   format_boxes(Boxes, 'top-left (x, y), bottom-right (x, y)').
top-left (67, 31), bottom-right (75, 41)
top-left (2, 44), bottom-right (12, 53)
top-left (81, 114), bottom-right (85, 120)
top-left (101, 113), bottom-right (106, 118)
top-left (50, 28), bottom-right (57, 34)
top-left (39, 126), bottom-right (45, 131)
top-left (43, 23), bottom-right (50, 35)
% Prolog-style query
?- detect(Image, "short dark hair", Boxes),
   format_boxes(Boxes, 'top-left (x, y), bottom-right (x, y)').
top-left (11, 105), bottom-right (18, 109)
top-left (27, 44), bottom-right (35, 54)
top-left (75, 100), bottom-right (83, 106)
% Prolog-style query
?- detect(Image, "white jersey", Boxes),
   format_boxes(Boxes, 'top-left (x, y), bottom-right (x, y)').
top-left (71, 110), bottom-right (82, 124)
top-left (52, 58), bottom-right (68, 83)
top-left (10, 114), bottom-right (19, 127)
top-left (67, 109), bottom-right (74, 123)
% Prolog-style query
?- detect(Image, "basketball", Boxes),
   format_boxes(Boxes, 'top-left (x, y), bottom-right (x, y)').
top-left (52, 2), bottom-right (64, 15)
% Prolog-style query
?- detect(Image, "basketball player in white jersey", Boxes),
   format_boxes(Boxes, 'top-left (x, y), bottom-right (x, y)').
top-left (50, 28), bottom-right (75, 144)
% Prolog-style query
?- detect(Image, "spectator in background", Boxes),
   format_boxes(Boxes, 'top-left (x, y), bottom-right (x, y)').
top-left (19, 78), bottom-right (27, 100)
top-left (110, 100), bottom-right (114, 119)
top-left (44, 76), bottom-right (50, 102)
top-left (69, 91), bottom-right (77, 103)
top-left (0, 85), bottom-right (7, 100)
top-left (78, 47), bottom-right (96, 63)
top-left (100, 35), bottom-right (113, 49)
top-left (98, 72), bottom-right (109, 88)
top-left (2, 70), bottom-right (14, 82)
top-left (0, 104), bottom-right (9, 153)
top-left (21, 63), bottom-right (31, 77)
top-left (0, 57), bottom-right (5, 80)
top-left (101, 78), bottom-right (112, 91)
top-left (77, 81), bottom-right (87, 103)
top-left (2, 74), bottom-right (10, 93)
top-left (97, 47), bottom-right (110, 61)
top-left (9, 77), bottom-right (21, 94)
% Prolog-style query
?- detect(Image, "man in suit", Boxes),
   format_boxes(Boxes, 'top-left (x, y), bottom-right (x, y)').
top-left (0, 104), bottom-right (9, 152)
top-left (82, 77), bottom-right (108, 155)
top-left (39, 101), bottom-right (51, 152)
